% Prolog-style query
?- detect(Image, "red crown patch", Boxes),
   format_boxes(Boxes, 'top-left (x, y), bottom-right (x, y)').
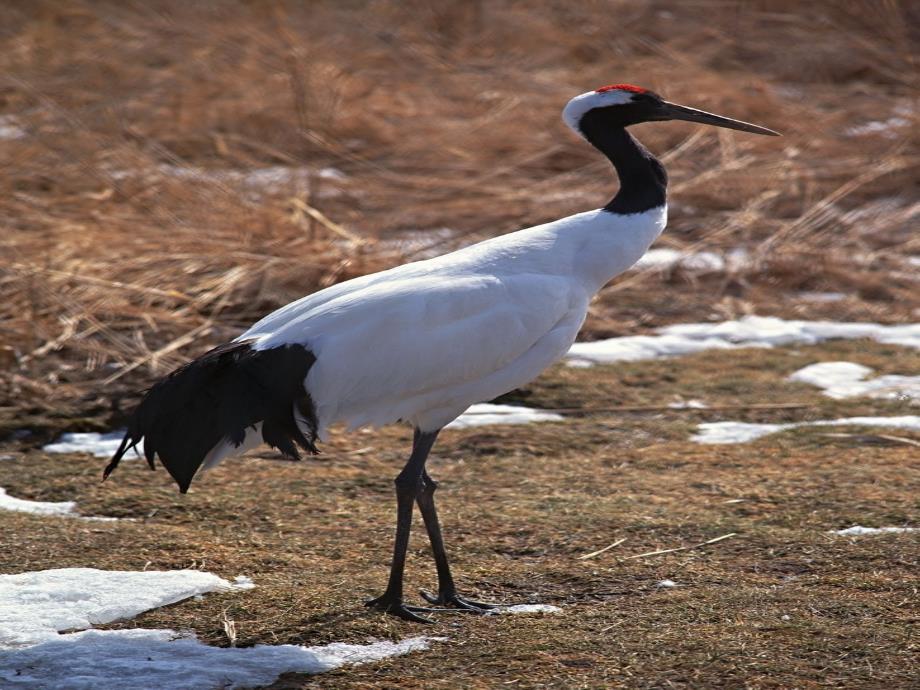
top-left (595, 84), bottom-right (647, 94)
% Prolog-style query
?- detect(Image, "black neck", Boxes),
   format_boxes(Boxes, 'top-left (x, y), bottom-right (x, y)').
top-left (579, 118), bottom-right (667, 215)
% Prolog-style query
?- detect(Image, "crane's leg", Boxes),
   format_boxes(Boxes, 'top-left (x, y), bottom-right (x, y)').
top-left (416, 466), bottom-right (502, 612)
top-left (409, 428), bottom-right (505, 612)
top-left (365, 429), bottom-right (447, 623)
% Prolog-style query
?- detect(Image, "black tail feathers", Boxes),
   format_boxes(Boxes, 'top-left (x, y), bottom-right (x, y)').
top-left (103, 341), bottom-right (318, 493)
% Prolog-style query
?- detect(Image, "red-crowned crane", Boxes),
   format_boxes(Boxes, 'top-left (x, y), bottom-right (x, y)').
top-left (104, 84), bottom-right (778, 622)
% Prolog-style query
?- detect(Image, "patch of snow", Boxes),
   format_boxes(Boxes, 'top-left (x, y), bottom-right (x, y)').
top-left (567, 334), bottom-right (738, 366)
top-left (789, 362), bottom-right (920, 403)
top-left (633, 248), bottom-right (752, 273)
top-left (0, 628), bottom-right (436, 690)
top-left (725, 248), bottom-right (751, 271)
top-left (0, 488), bottom-right (76, 517)
top-left (0, 115), bottom-right (26, 140)
top-left (692, 422), bottom-right (788, 444)
top-left (157, 164), bottom-right (346, 189)
top-left (492, 604), bottom-right (561, 615)
top-left (446, 404), bottom-right (564, 429)
top-left (318, 166), bottom-right (347, 181)
top-left (798, 291), bottom-right (847, 303)
top-left (634, 248), bottom-right (725, 272)
top-left (43, 431), bottom-right (131, 458)
top-left (692, 415), bottom-right (920, 444)
top-left (831, 525), bottom-right (918, 536)
top-left (0, 568), bottom-right (247, 648)
top-left (0, 487), bottom-right (118, 522)
top-left (232, 575), bottom-right (256, 590)
top-left (108, 165), bottom-right (347, 198)
top-left (0, 568), bottom-right (434, 689)
top-left (656, 579), bottom-right (678, 588)
top-left (566, 316), bottom-right (920, 367)
top-left (668, 399), bottom-right (708, 409)
top-left (845, 116), bottom-right (910, 138)
top-left (662, 317), bottom-right (920, 349)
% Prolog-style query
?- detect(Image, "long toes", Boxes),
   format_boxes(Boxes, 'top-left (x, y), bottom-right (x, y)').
top-left (419, 589), bottom-right (497, 612)
top-left (390, 606), bottom-right (436, 624)
top-left (449, 597), bottom-right (493, 612)
top-left (419, 589), bottom-right (443, 605)
top-left (365, 596), bottom-right (440, 623)
top-left (455, 596), bottom-right (501, 610)
top-left (402, 604), bottom-right (456, 614)
top-left (364, 596), bottom-right (387, 609)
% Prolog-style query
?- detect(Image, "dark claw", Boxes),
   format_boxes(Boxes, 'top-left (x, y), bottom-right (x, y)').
top-left (419, 589), bottom-right (503, 611)
top-left (365, 596), bottom-right (446, 623)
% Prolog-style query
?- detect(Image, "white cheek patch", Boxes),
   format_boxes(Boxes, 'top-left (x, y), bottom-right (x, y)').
top-left (562, 89), bottom-right (635, 134)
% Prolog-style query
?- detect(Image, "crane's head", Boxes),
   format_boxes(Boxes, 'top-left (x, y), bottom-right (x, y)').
top-left (563, 83), bottom-right (779, 139)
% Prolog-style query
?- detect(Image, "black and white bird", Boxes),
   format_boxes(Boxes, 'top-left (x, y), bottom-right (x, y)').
top-left (105, 84), bottom-right (778, 622)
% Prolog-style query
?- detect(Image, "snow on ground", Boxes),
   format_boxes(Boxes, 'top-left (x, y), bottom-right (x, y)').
top-left (693, 421), bottom-right (787, 444)
top-left (0, 630), bottom-right (437, 690)
top-left (831, 526), bottom-right (918, 536)
top-left (446, 404), bottom-right (564, 429)
top-left (662, 317), bottom-right (920, 350)
top-left (154, 163), bottom-right (346, 190)
top-left (692, 415), bottom-right (920, 444)
top-left (667, 399), bottom-right (708, 409)
top-left (567, 333), bottom-right (738, 366)
top-left (0, 487), bottom-right (118, 521)
top-left (566, 316), bottom-right (920, 366)
top-left (0, 568), bottom-right (252, 648)
top-left (845, 115), bottom-right (911, 138)
top-left (634, 248), bottom-right (726, 272)
top-left (0, 568), bottom-right (437, 689)
top-left (0, 488), bottom-right (76, 518)
top-left (492, 604), bottom-right (562, 615)
top-left (0, 116), bottom-right (27, 140)
top-left (43, 431), bottom-right (131, 458)
top-left (798, 291), bottom-right (847, 303)
top-left (633, 247), bottom-right (751, 273)
top-left (158, 164), bottom-right (347, 186)
top-left (789, 361), bottom-right (920, 403)
top-left (106, 165), bottom-right (347, 198)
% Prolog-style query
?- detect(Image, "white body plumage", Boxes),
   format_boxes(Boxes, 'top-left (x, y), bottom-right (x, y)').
top-left (105, 83), bottom-right (777, 621)
top-left (240, 205), bottom-right (666, 439)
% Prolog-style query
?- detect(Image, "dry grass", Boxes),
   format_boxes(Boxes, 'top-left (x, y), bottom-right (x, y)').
top-left (1, 0), bottom-right (918, 416)
top-left (1, 2), bottom-right (918, 688)
top-left (1, 343), bottom-right (918, 688)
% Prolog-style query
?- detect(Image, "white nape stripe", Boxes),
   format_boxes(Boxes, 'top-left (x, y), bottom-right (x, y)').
top-left (562, 89), bottom-right (635, 135)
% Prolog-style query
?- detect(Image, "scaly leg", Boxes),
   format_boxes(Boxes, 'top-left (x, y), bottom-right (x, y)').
top-left (412, 430), bottom-right (507, 611)
top-left (365, 429), bottom-right (447, 623)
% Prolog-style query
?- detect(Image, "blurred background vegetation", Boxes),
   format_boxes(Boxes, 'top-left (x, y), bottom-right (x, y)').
top-left (1, 0), bottom-right (917, 418)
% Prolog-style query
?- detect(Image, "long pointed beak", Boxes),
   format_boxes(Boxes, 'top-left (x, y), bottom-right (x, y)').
top-left (660, 101), bottom-right (780, 136)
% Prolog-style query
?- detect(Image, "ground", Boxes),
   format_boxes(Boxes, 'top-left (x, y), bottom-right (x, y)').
top-left (1, 2), bottom-right (917, 687)
top-left (1, 340), bottom-right (917, 688)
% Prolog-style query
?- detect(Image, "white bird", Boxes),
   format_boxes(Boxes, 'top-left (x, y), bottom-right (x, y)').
top-left (104, 83), bottom-right (778, 622)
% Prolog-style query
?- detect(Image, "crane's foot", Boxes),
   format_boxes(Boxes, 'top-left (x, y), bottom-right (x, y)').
top-left (364, 594), bottom-right (453, 624)
top-left (419, 589), bottom-right (503, 612)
